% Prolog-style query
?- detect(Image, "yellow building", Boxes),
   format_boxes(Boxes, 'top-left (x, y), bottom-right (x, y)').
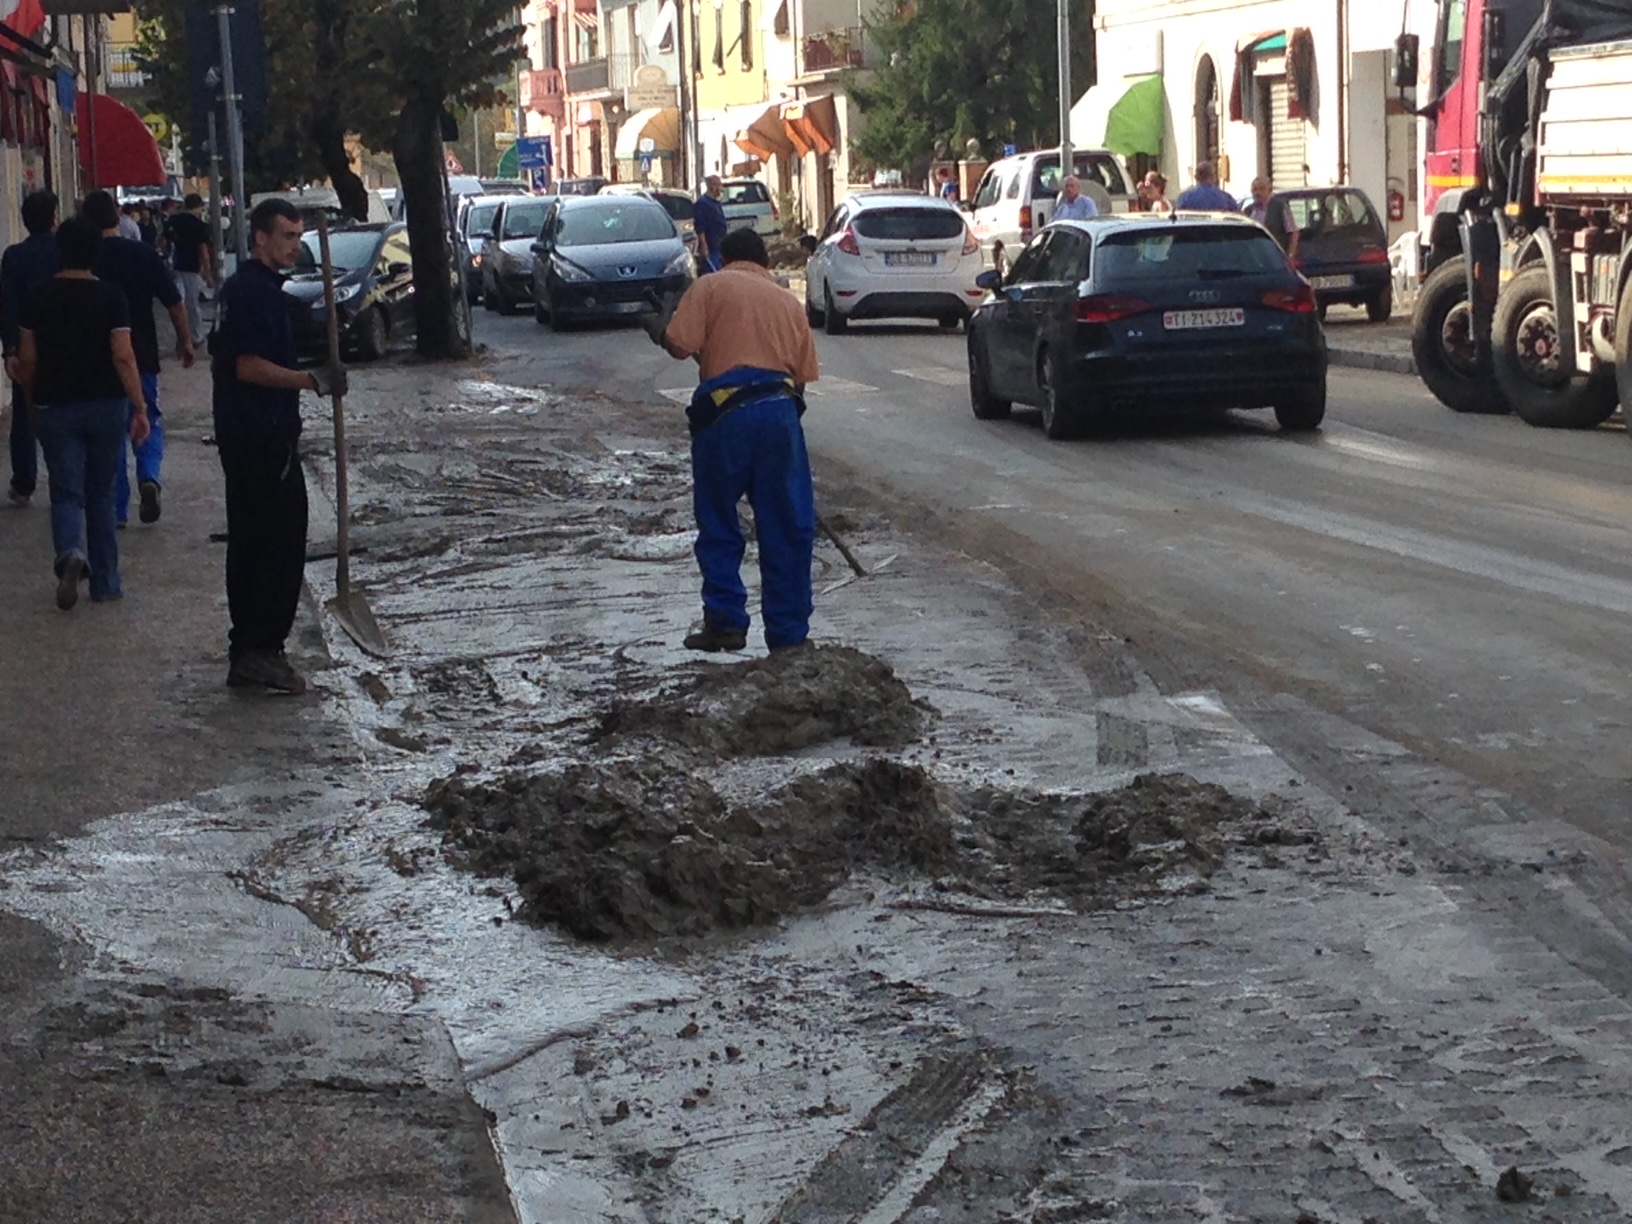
top-left (692, 0), bottom-right (775, 177)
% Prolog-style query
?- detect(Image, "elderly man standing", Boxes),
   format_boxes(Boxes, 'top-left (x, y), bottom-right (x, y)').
top-left (1244, 177), bottom-right (1300, 263)
top-left (1175, 161), bottom-right (1239, 211)
top-left (1052, 174), bottom-right (1098, 222)
top-left (693, 175), bottom-right (729, 274)
top-left (646, 227), bottom-right (820, 653)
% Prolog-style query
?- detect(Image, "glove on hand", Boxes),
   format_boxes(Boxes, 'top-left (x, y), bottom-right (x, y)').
top-left (310, 361), bottom-right (348, 399)
top-left (641, 290), bottom-right (683, 346)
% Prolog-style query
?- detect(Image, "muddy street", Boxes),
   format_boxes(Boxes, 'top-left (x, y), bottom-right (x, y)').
top-left (7, 340), bottom-right (1632, 1223)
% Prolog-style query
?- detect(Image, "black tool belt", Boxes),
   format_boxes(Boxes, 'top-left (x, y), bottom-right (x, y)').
top-left (687, 379), bottom-right (807, 437)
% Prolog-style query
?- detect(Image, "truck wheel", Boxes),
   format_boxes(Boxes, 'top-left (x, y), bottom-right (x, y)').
top-left (1612, 276), bottom-right (1632, 419)
top-left (1412, 256), bottom-right (1508, 415)
top-left (1492, 265), bottom-right (1617, 429)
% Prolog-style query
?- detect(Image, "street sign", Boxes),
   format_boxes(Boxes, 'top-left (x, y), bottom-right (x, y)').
top-left (625, 63), bottom-right (676, 112)
top-left (516, 135), bottom-right (552, 170)
top-left (497, 145), bottom-right (518, 179)
top-left (639, 153), bottom-right (654, 174)
top-left (143, 113), bottom-right (170, 143)
top-left (1003, 143), bottom-right (1017, 157)
top-left (493, 130), bottom-right (518, 148)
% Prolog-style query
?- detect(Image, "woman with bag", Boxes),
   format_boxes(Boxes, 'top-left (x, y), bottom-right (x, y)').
top-left (14, 216), bottom-right (150, 609)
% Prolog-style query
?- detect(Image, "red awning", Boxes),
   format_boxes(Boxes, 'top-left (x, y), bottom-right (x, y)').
top-left (0, 0), bottom-right (46, 42)
top-left (76, 92), bottom-right (165, 188)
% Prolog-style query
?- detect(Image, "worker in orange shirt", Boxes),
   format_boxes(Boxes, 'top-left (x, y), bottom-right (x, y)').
top-left (646, 227), bottom-right (820, 653)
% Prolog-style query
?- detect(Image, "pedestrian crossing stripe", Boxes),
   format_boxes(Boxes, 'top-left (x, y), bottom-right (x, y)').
top-left (892, 367), bottom-right (967, 387)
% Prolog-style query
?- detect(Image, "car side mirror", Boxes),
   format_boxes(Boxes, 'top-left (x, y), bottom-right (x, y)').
top-left (1393, 33), bottom-right (1419, 90)
top-left (975, 269), bottom-right (1002, 291)
top-left (530, 241), bottom-right (549, 255)
top-left (387, 261), bottom-right (411, 276)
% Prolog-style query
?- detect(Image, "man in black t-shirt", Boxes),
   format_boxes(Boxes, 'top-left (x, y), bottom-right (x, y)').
top-left (212, 198), bottom-right (345, 695)
top-left (83, 191), bottom-right (195, 527)
top-left (166, 194), bottom-right (213, 345)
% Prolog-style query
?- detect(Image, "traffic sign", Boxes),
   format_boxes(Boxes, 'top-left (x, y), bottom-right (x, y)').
top-left (143, 113), bottom-right (170, 143)
top-left (1003, 143), bottom-right (1017, 157)
top-left (516, 135), bottom-right (552, 170)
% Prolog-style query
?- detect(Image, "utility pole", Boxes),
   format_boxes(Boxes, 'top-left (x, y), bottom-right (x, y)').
top-left (216, 3), bottom-right (249, 265)
top-left (676, 0), bottom-right (693, 188)
top-left (1057, 0), bottom-right (1073, 175)
top-left (207, 109), bottom-right (225, 285)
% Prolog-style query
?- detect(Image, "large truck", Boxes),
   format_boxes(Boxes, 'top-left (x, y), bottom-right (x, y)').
top-left (1406, 0), bottom-right (1632, 427)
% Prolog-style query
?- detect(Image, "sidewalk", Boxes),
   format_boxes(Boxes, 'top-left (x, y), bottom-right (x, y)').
top-left (0, 359), bottom-right (514, 1222)
top-left (1322, 302), bottom-right (1417, 376)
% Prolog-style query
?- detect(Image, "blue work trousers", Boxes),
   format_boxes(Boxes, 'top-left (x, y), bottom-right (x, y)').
top-left (8, 380), bottom-right (37, 497)
top-left (114, 373), bottom-right (163, 523)
top-left (36, 398), bottom-right (127, 601)
top-left (691, 397), bottom-right (816, 649)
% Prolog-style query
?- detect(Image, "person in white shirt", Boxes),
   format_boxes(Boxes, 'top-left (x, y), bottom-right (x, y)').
top-left (1052, 175), bottom-right (1098, 222)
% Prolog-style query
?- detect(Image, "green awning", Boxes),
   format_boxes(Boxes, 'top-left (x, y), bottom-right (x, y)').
top-left (1103, 75), bottom-right (1164, 159)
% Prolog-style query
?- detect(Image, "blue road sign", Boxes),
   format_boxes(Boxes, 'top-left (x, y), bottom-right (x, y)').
top-left (1003, 143), bottom-right (1017, 158)
top-left (517, 135), bottom-right (553, 170)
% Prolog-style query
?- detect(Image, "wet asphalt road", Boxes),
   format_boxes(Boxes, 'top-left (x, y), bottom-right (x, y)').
top-left (475, 303), bottom-right (1632, 867)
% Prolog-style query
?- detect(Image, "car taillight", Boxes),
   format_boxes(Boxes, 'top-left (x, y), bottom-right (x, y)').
top-left (962, 225), bottom-right (979, 256)
top-left (1259, 284), bottom-right (1317, 313)
top-left (837, 228), bottom-right (860, 256)
top-left (1019, 205), bottom-right (1033, 234)
top-left (1356, 247), bottom-right (1390, 264)
top-left (1075, 294), bottom-right (1150, 323)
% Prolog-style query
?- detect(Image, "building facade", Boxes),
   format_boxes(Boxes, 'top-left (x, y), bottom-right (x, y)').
top-left (1071, 0), bottom-right (1438, 243)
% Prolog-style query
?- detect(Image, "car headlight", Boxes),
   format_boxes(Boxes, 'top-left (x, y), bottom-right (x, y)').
top-left (553, 256), bottom-right (592, 283)
top-left (334, 284), bottom-right (361, 303)
top-left (663, 250), bottom-right (691, 276)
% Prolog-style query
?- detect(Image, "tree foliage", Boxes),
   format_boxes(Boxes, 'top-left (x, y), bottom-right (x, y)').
top-left (135, 0), bottom-right (523, 358)
top-left (852, 0), bottom-right (1096, 176)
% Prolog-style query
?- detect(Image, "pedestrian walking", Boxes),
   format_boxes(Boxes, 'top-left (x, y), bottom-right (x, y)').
top-left (645, 227), bottom-right (820, 653)
top-left (211, 198), bottom-right (345, 694)
top-left (82, 190), bottom-right (195, 528)
top-left (136, 205), bottom-right (158, 248)
top-left (1174, 161), bottom-right (1239, 211)
top-left (1244, 177), bottom-right (1300, 263)
top-left (1052, 175), bottom-right (1098, 222)
top-left (1, 190), bottom-right (59, 507)
top-left (694, 175), bottom-right (728, 275)
top-left (13, 217), bottom-right (150, 610)
top-left (936, 167), bottom-right (960, 203)
top-left (166, 194), bottom-right (214, 345)
top-left (1141, 171), bottom-right (1173, 217)
top-left (117, 204), bottom-right (142, 242)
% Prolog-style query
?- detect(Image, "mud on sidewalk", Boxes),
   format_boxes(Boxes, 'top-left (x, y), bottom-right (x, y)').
top-left (9, 356), bottom-right (1632, 1224)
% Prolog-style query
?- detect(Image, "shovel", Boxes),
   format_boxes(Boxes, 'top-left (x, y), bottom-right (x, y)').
top-left (316, 216), bottom-right (389, 657)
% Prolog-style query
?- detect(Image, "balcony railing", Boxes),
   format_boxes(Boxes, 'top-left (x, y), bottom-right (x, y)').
top-left (802, 27), bottom-right (864, 74)
top-left (566, 56), bottom-right (609, 93)
top-left (521, 67), bottom-right (566, 116)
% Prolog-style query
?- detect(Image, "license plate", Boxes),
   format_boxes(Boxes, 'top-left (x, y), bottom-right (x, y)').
top-left (728, 216), bottom-right (758, 231)
top-left (610, 300), bottom-right (645, 314)
top-left (1309, 274), bottom-right (1355, 290)
top-left (1163, 307), bottom-right (1245, 330)
top-left (884, 252), bottom-right (938, 268)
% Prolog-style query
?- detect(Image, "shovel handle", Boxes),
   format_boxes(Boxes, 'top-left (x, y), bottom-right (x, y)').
top-left (316, 216), bottom-right (352, 599)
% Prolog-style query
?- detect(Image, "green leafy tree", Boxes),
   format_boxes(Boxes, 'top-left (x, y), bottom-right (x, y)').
top-left (853, 0), bottom-right (1096, 178)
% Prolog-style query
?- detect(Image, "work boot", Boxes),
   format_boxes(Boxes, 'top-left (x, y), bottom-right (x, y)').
top-left (227, 649), bottom-right (307, 695)
top-left (769, 638), bottom-right (812, 654)
top-left (138, 480), bottom-right (161, 524)
top-left (55, 555), bottom-right (85, 611)
top-left (6, 483), bottom-right (28, 507)
top-left (683, 624), bottom-right (748, 653)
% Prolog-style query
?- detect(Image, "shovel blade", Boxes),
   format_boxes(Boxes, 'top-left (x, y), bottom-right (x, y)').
top-left (326, 589), bottom-right (389, 658)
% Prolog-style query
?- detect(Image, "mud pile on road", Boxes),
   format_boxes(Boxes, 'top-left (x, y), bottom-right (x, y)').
top-left (424, 756), bottom-right (951, 941)
top-left (592, 644), bottom-right (928, 758)
top-left (423, 758), bottom-right (1312, 942)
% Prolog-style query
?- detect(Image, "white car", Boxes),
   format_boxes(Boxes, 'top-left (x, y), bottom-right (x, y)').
top-left (967, 148), bottom-right (1133, 279)
top-left (804, 192), bottom-right (985, 334)
top-left (721, 177), bottom-right (779, 236)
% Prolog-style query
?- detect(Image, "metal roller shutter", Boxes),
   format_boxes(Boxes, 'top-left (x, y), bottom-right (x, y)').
top-left (1268, 77), bottom-right (1306, 190)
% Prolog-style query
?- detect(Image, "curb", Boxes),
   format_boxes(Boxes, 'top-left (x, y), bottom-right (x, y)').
top-left (1327, 345), bottom-right (1417, 377)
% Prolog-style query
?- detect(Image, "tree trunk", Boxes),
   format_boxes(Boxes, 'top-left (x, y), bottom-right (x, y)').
top-left (309, 0), bottom-right (369, 221)
top-left (393, 95), bottom-right (465, 359)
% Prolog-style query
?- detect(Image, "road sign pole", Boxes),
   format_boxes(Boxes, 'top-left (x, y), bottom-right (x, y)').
top-left (207, 109), bottom-right (225, 285)
top-left (216, 3), bottom-right (250, 264)
top-left (1058, 0), bottom-right (1073, 177)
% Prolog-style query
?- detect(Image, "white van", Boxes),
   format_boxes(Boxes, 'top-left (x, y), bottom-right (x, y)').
top-left (967, 149), bottom-right (1133, 277)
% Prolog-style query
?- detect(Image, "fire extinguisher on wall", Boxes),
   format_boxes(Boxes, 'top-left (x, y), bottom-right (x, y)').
top-left (1386, 178), bottom-right (1407, 223)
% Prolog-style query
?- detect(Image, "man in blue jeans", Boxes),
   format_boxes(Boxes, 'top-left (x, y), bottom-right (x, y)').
top-left (1, 190), bottom-right (59, 506)
top-left (82, 190), bottom-right (195, 526)
top-left (647, 227), bottom-right (821, 652)
top-left (693, 176), bottom-right (729, 275)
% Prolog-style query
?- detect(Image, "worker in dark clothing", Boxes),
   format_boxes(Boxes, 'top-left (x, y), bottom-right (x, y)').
top-left (646, 227), bottom-right (820, 652)
top-left (82, 190), bottom-right (195, 527)
top-left (693, 175), bottom-right (728, 274)
top-left (2, 190), bottom-right (60, 505)
top-left (212, 198), bottom-right (345, 695)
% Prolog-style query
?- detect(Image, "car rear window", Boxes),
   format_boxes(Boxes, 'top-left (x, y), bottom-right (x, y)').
top-left (1033, 154), bottom-right (1130, 198)
top-left (1283, 191), bottom-right (1380, 238)
top-left (557, 202), bottom-right (675, 246)
top-left (653, 194), bottom-right (695, 222)
top-left (1095, 227), bottom-right (1289, 281)
top-left (502, 202), bottom-right (550, 239)
top-left (723, 181), bottom-right (770, 205)
top-left (852, 208), bottom-right (965, 241)
top-left (466, 202), bottom-right (500, 237)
